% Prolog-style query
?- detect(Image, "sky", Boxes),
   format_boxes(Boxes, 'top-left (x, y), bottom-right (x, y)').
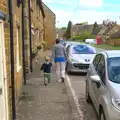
top-left (42, 0), bottom-right (120, 27)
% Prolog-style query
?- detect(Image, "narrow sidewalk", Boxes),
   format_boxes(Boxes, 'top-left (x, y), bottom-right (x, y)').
top-left (16, 51), bottom-right (79, 120)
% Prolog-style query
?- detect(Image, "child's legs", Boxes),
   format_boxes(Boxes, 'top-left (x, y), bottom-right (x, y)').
top-left (47, 74), bottom-right (51, 83)
top-left (44, 74), bottom-right (48, 84)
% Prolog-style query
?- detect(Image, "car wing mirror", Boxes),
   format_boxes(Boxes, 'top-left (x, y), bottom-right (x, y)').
top-left (90, 75), bottom-right (101, 88)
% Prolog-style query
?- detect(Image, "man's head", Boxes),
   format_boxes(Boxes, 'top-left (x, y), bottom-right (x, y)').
top-left (56, 39), bottom-right (60, 44)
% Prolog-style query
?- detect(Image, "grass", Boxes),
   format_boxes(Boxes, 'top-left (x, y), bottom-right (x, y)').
top-left (92, 44), bottom-right (120, 50)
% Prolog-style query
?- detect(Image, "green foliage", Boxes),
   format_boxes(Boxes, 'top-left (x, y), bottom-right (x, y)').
top-left (32, 49), bottom-right (38, 60)
top-left (65, 21), bottom-right (72, 39)
top-left (93, 22), bottom-right (98, 31)
top-left (37, 45), bottom-right (42, 50)
top-left (61, 27), bottom-right (67, 30)
top-left (73, 31), bottom-right (95, 42)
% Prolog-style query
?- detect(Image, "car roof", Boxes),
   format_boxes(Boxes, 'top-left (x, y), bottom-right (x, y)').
top-left (101, 50), bottom-right (120, 58)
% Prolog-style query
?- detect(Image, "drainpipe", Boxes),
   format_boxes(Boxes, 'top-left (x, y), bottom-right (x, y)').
top-left (22, 0), bottom-right (26, 85)
top-left (28, 0), bottom-right (33, 72)
top-left (8, 0), bottom-right (16, 119)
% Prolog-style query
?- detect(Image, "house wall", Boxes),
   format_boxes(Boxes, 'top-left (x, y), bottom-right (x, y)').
top-left (0, 0), bottom-right (23, 119)
top-left (42, 3), bottom-right (56, 48)
top-left (31, 0), bottom-right (44, 52)
top-left (105, 38), bottom-right (120, 46)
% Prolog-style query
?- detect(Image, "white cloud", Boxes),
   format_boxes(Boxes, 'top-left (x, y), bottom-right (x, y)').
top-left (54, 10), bottom-right (72, 27)
top-left (43, 0), bottom-right (72, 5)
top-left (80, 0), bottom-right (103, 8)
top-left (56, 10), bottom-right (120, 27)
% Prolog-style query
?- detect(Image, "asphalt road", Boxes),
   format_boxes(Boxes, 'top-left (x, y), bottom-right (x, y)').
top-left (67, 48), bottom-right (105, 120)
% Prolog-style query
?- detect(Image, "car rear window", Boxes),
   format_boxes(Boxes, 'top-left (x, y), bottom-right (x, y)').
top-left (108, 57), bottom-right (120, 84)
top-left (71, 45), bottom-right (96, 54)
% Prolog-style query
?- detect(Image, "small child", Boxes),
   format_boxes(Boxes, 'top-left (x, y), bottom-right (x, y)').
top-left (40, 56), bottom-right (52, 86)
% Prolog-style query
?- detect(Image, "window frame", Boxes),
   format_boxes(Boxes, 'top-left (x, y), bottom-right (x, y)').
top-left (16, 26), bottom-right (21, 72)
top-left (93, 54), bottom-right (102, 71)
top-left (96, 55), bottom-right (106, 84)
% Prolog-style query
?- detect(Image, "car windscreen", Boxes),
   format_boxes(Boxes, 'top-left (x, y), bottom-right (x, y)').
top-left (108, 57), bottom-right (120, 84)
top-left (71, 45), bottom-right (96, 54)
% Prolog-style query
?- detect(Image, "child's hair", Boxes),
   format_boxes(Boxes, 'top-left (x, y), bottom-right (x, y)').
top-left (45, 56), bottom-right (50, 62)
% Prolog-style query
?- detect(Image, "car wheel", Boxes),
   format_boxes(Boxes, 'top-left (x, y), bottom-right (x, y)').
top-left (100, 110), bottom-right (106, 120)
top-left (86, 81), bottom-right (92, 103)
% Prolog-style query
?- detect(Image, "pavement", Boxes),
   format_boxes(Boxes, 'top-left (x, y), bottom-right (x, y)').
top-left (16, 51), bottom-right (81, 120)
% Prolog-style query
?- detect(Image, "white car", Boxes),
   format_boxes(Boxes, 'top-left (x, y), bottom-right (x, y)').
top-left (86, 50), bottom-right (120, 120)
top-left (85, 39), bottom-right (96, 44)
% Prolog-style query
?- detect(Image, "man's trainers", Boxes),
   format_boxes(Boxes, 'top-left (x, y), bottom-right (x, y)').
top-left (44, 83), bottom-right (47, 86)
top-left (61, 77), bottom-right (65, 83)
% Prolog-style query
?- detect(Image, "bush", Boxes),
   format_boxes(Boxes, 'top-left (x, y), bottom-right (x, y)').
top-left (37, 45), bottom-right (42, 50)
top-left (32, 50), bottom-right (38, 60)
top-left (73, 31), bottom-right (95, 42)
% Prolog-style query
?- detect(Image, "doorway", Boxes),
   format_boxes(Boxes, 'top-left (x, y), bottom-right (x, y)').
top-left (0, 20), bottom-right (8, 120)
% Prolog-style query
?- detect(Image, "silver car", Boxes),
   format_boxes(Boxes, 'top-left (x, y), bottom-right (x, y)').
top-left (66, 44), bottom-right (96, 73)
top-left (86, 50), bottom-right (120, 120)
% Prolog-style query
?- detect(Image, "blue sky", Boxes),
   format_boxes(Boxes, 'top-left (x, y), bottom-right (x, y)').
top-left (43, 0), bottom-right (120, 27)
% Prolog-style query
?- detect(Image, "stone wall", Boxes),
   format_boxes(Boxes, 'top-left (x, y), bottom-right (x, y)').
top-left (42, 2), bottom-right (56, 48)
top-left (0, 0), bottom-right (23, 119)
top-left (105, 38), bottom-right (120, 46)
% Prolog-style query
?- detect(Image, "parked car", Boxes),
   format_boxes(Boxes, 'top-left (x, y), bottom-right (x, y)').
top-left (86, 50), bottom-right (120, 120)
top-left (65, 41), bottom-right (80, 49)
top-left (60, 40), bottom-right (66, 46)
top-left (85, 39), bottom-right (96, 44)
top-left (66, 44), bottom-right (96, 73)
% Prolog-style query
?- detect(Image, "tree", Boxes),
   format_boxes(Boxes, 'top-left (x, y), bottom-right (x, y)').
top-left (93, 21), bottom-right (98, 31)
top-left (61, 27), bottom-right (67, 30)
top-left (65, 21), bottom-right (72, 39)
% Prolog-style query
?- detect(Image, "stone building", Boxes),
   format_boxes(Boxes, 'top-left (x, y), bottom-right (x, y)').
top-left (0, 0), bottom-right (23, 120)
top-left (0, 0), bottom-right (45, 120)
top-left (42, 2), bottom-right (56, 48)
top-left (23, 0), bottom-right (45, 73)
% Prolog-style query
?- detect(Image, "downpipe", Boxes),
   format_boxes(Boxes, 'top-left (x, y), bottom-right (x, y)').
top-left (22, 0), bottom-right (26, 85)
top-left (28, 0), bottom-right (33, 72)
top-left (8, 0), bottom-right (16, 119)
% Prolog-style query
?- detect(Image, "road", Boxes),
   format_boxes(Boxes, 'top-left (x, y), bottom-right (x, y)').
top-left (67, 47), bottom-right (105, 120)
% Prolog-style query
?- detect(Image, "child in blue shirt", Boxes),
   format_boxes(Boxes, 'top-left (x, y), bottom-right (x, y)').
top-left (40, 56), bottom-right (52, 86)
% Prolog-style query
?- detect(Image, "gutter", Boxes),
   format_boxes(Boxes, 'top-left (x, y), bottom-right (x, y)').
top-left (22, 0), bottom-right (26, 84)
top-left (8, 0), bottom-right (16, 119)
top-left (28, 0), bottom-right (33, 72)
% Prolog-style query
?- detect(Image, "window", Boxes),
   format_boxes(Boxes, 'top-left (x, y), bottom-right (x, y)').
top-left (16, 26), bottom-right (21, 72)
top-left (108, 57), bottom-right (120, 84)
top-left (93, 54), bottom-right (102, 70)
top-left (71, 45), bottom-right (96, 54)
top-left (97, 55), bottom-right (106, 84)
top-left (17, 0), bottom-right (22, 7)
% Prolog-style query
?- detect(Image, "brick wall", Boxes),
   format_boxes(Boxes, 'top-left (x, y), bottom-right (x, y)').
top-left (42, 2), bottom-right (56, 49)
top-left (0, 0), bottom-right (23, 120)
top-left (31, 0), bottom-right (44, 52)
top-left (105, 38), bottom-right (120, 46)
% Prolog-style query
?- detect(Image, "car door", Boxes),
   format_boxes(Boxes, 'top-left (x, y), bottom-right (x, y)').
top-left (88, 54), bottom-right (102, 107)
top-left (91, 55), bottom-right (107, 111)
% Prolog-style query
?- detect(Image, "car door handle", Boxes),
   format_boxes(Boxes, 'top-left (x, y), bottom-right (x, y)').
top-left (0, 88), bottom-right (2, 95)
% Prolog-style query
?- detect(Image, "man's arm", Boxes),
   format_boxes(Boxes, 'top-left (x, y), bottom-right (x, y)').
top-left (50, 46), bottom-right (55, 62)
top-left (63, 47), bottom-right (67, 61)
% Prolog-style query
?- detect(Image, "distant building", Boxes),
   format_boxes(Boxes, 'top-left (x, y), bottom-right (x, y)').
top-left (42, 2), bottom-right (56, 48)
top-left (56, 29), bottom-right (66, 40)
